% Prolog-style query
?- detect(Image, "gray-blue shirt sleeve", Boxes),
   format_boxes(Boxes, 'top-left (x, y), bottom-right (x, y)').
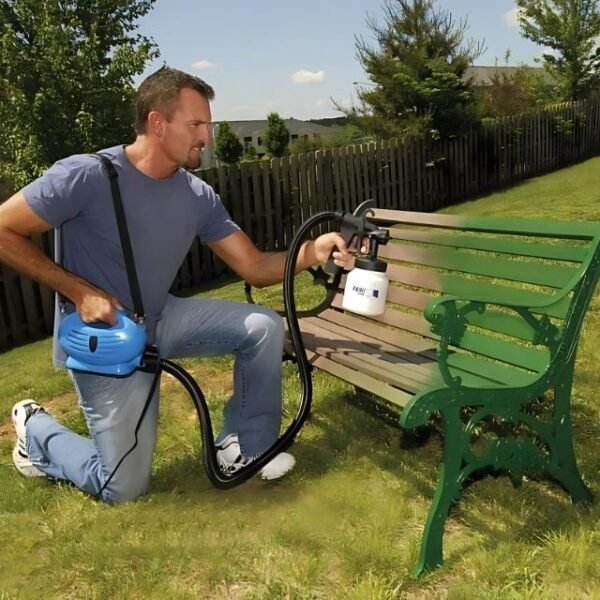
top-left (190, 175), bottom-right (240, 242)
top-left (21, 155), bottom-right (97, 228)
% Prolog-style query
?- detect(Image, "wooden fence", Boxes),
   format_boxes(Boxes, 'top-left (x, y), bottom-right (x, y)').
top-left (2, 99), bottom-right (600, 351)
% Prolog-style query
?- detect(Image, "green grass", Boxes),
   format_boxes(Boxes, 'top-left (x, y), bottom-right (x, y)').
top-left (3, 158), bottom-right (600, 598)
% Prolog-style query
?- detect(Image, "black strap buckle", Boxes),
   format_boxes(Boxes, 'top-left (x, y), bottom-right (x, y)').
top-left (138, 345), bottom-right (160, 373)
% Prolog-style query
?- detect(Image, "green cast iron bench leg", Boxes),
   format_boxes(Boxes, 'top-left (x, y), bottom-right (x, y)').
top-left (546, 360), bottom-right (593, 505)
top-left (412, 405), bottom-right (464, 576)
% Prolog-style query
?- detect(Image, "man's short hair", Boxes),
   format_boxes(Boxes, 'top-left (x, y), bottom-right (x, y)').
top-left (135, 66), bottom-right (215, 134)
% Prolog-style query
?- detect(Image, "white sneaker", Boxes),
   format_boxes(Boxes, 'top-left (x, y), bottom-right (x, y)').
top-left (216, 434), bottom-right (296, 480)
top-left (11, 400), bottom-right (46, 478)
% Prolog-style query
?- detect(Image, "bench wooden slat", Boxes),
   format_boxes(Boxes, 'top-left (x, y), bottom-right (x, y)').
top-left (338, 285), bottom-right (553, 343)
top-left (458, 329), bottom-right (549, 372)
top-left (330, 297), bottom-right (548, 373)
top-left (296, 343), bottom-right (413, 408)
top-left (385, 227), bottom-right (590, 262)
top-left (379, 243), bottom-right (579, 289)
top-left (380, 287), bottom-right (543, 343)
top-left (443, 351), bottom-right (538, 388)
top-left (371, 208), bottom-right (600, 239)
top-left (286, 333), bottom-right (417, 403)
top-left (298, 319), bottom-right (512, 396)
top-left (319, 307), bottom-right (435, 354)
top-left (302, 317), bottom-right (489, 389)
top-left (384, 264), bottom-right (572, 319)
top-left (317, 309), bottom-right (542, 387)
top-left (298, 321), bottom-right (438, 393)
top-left (303, 315), bottom-right (527, 388)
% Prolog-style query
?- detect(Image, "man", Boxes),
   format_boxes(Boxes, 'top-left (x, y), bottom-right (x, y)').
top-left (0, 67), bottom-right (352, 503)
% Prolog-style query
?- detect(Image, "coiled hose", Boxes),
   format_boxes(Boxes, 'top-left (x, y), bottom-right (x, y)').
top-left (161, 210), bottom-right (342, 489)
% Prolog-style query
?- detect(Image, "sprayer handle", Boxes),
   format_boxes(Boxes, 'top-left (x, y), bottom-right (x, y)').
top-left (324, 219), bottom-right (363, 275)
top-left (325, 216), bottom-right (384, 275)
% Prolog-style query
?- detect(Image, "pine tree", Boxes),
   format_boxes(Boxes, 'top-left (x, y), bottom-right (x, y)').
top-left (214, 122), bottom-right (243, 165)
top-left (350, 0), bottom-right (483, 139)
top-left (263, 113), bottom-right (290, 158)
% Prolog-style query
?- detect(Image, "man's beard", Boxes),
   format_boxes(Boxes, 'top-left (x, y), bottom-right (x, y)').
top-left (184, 146), bottom-right (203, 169)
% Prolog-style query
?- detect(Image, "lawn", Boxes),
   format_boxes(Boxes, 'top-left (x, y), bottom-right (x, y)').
top-left (2, 158), bottom-right (600, 598)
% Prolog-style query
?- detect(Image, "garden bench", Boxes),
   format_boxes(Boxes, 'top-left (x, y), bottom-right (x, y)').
top-left (288, 207), bottom-right (600, 575)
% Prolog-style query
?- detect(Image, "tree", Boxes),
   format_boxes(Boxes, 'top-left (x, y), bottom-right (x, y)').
top-left (289, 136), bottom-right (320, 155)
top-left (478, 52), bottom-right (561, 118)
top-left (348, 0), bottom-right (484, 139)
top-left (262, 113), bottom-right (290, 158)
top-left (0, 0), bottom-right (159, 191)
top-left (289, 124), bottom-right (370, 154)
top-left (241, 145), bottom-right (258, 161)
top-left (326, 123), bottom-right (372, 147)
top-left (214, 121), bottom-right (243, 165)
top-left (516, 0), bottom-right (600, 101)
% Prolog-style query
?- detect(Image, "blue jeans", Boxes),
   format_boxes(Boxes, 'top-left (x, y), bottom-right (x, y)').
top-left (25, 294), bottom-right (285, 503)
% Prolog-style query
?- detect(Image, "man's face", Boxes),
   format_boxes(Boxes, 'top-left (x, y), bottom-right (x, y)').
top-left (159, 88), bottom-right (212, 169)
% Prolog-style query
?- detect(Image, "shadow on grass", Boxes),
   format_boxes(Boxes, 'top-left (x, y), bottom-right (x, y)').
top-left (127, 375), bottom-right (600, 571)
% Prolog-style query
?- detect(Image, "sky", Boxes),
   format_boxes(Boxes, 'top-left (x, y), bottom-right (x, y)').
top-left (135, 0), bottom-right (543, 122)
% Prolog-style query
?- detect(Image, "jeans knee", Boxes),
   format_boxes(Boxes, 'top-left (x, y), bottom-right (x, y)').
top-left (102, 472), bottom-right (150, 504)
top-left (241, 308), bottom-right (284, 351)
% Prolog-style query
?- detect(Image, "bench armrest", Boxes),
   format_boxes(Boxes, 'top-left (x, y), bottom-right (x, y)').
top-left (424, 295), bottom-right (562, 389)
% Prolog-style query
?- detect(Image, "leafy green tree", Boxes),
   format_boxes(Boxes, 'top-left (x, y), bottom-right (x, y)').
top-left (348, 0), bottom-right (484, 139)
top-left (326, 124), bottom-right (372, 147)
top-left (262, 113), bottom-right (290, 158)
top-left (0, 0), bottom-right (159, 191)
top-left (289, 125), bottom-right (371, 153)
top-left (516, 0), bottom-right (600, 101)
top-left (478, 52), bottom-right (561, 118)
top-left (214, 121), bottom-right (243, 165)
top-left (241, 145), bottom-right (258, 161)
top-left (289, 136), bottom-right (320, 155)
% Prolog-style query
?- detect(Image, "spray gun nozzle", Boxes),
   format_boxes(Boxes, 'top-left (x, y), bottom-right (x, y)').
top-left (364, 228), bottom-right (390, 260)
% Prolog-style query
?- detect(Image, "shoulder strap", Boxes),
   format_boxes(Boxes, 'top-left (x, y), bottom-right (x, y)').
top-left (93, 153), bottom-right (145, 320)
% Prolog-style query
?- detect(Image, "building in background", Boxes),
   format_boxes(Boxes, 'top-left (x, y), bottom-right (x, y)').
top-left (464, 65), bottom-right (555, 87)
top-left (202, 118), bottom-right (333, 168)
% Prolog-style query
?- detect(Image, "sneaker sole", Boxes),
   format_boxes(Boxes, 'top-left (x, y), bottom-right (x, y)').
top-left (12, 446), bottom-right (46, 478)
top-left (259, 454), bottom-right (296, 480)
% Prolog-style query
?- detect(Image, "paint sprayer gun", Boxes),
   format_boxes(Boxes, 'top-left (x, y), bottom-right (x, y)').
top-left (325, 202), bottom-right (391, 317)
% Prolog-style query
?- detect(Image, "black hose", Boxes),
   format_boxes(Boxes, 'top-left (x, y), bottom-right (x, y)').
top-left (162, 210), bottom-right (343, 489)
top-left (94, 211), bottom-right (344, 496)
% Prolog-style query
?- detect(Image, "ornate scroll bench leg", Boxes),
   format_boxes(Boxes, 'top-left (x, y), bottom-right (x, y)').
top-left (547, 361), bottom-right (593, 505)
top-left (412, 405), bottom-right (464, 576)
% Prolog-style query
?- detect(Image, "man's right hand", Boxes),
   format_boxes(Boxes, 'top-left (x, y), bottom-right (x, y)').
top-left (74, 285), bottom-right (124, 326)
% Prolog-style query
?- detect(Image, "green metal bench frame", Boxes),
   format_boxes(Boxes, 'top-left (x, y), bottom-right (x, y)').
top-left (292, 208), bottom-right (600, 576)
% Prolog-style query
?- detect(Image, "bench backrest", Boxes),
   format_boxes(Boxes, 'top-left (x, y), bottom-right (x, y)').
top-left (332, 209), bottom-right (600, 379)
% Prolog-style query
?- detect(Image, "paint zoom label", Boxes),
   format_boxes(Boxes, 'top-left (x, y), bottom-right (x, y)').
top-left (352, 285), bottom-right (380, 298)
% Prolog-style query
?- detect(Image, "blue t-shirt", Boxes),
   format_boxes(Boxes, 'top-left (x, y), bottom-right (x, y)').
top-left (22, 145), bottom-right (240, 367)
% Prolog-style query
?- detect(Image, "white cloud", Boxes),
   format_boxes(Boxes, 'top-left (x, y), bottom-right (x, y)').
top-left (504, 7), bottom-right (520, 28)
top-left (291, 69), bottom-right (325, 83)
top-left (191, 60), bottom-right (216, 70)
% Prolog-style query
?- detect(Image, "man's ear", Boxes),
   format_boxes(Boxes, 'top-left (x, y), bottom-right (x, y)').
top-left (148, 111), bottom-right (164, 137)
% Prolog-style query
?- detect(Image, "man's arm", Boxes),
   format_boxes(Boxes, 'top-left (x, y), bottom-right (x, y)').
top-left (207, 230), bottom-right (350, 288)
top-left (0, 192), bottom-right (122, 323)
